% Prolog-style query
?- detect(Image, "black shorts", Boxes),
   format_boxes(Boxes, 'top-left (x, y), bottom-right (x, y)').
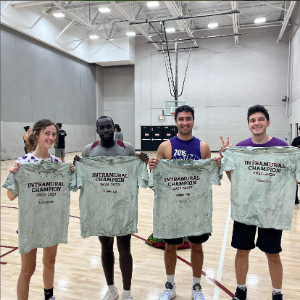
top-left (231, 221), bottom-right (282, 254)
top-left (164, 233), bottom-right (210, 245)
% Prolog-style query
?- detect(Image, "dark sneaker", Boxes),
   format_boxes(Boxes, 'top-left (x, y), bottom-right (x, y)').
top-left (273, 292), bottom-right (283, 300)
top-left (232, 286), bottom-right (247, 300)
top-left (295, 198), bottom-right (299, 204)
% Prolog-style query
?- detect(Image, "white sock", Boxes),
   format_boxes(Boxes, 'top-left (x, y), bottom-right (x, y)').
top-left (237, 284), bottom-right (247, 290)
top-left (108, 284), bottom-right (116, 291)
top-left (167, 274), bottom-right (175, 285)
top-left (193, 276), bottom-right (201, 286)
top-left (272, 288), bottom-right (282, 295)
top-left (122, 290), bottom-right (131, 297)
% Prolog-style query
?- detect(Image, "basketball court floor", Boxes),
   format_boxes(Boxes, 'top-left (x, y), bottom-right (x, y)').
top-left (1, 151), bottom-right (299, 300)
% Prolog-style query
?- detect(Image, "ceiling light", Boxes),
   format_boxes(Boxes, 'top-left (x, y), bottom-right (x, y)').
top-left (98, 7), bottom-right (110, 13)
top-left (254, 17), bottom-right (266, 24)
top-left (166, 27), bottom-right (175, 33)
top-left (147, 1), bottom-right (159, 7)
top-left (89, 34), bottom-right (99, 39)
top-left (53, 12), bottom-right (65, 18)
top-left (126, 31), bottom-right (136, 36)
top-left (208, 22), bottom-right (218, 29)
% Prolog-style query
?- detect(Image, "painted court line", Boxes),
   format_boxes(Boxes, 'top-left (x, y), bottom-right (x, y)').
top-left (1, 245), bottom-right (19, 264)
top-left (213, 203), bottom-right (232, 300)
top-left (1, 206), bottom-right (235, 298)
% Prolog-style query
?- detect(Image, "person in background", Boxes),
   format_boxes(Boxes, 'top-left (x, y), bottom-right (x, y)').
top-left (55, 123), bottom-right (67, 162)
top-left (114, 124), bottom-right (123, 141)
top-left (23, 126), bottom-right (32, 154)
top-left (291, 126), bottom-right (300, 204)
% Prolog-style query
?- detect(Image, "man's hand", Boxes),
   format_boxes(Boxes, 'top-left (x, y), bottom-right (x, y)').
top-left (69, 162), bottom-right (75, 171)
top-left (214, 157), bottom-right (222, 167)
top-left (136, 152), bottom-right (149, 164)
top-left (148, 158), bottom-right (159, 170)
top-left (73, 155), bottom-right (82, 166)
top-left (9, 161), bottom-right (20, 173)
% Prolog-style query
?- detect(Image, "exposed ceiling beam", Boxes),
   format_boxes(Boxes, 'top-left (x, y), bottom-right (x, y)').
top-left (263, 1), bottom-right (288, 12)
top-left (231, 1), bottom-right (239, 45)
top-left (277, 1), bottom-right (296, 42)
top-left (1, 1), bottom-right (11, 12)
top-left (12, 1), bottom-right (52, 8)
top-left (30, 15), bottom-right (43, 29)
top-left (51, 1), bottom-right (121, 49)
top-left (55, 19), bottom-right (75, 41)
top-left (110, 1), bottom-right (160, 50)
top-left (164, 1), bottom-right (198, 47)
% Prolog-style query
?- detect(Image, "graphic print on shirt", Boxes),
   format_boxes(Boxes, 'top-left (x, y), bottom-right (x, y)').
top-left (170, 136), bottom-right (201, 160)
top-left (172, 149), bottom-right (200, 160)
top-left (91, 171), bottom-right (129, 193)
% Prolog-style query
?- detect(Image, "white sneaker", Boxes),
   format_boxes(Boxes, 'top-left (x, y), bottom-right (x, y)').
top-left (44, 297), bottom-right (56, 300)
top-left (102, 287), bottom-right (119, 300)
top-left (192, 283), bottom-right (205, 300)
top-left (158, 282), bottom-right (176, 300)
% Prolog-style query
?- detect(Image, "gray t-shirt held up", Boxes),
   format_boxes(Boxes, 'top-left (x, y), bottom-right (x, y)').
top-left (3, 162), bottom-right (74, 254)
top-left (222, 146), bottom-right (300, 230)
top-left (71, 156), bottom-right (149, 237)
top-left (149, 158), bottom-right (222, 239)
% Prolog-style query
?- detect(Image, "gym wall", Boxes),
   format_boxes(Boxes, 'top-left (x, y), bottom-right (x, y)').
top-left (96, 65), bottom-right (135, 148)
top-left (134, 27), bottom-right (290, 151)
top-left (289, 3), bottom-right (300, 139)
top-left (1, 25), bottom-right (97, 160)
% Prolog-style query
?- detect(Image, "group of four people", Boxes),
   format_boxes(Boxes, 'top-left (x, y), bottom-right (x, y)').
top-left (6, 104), bottom-right (296, 300)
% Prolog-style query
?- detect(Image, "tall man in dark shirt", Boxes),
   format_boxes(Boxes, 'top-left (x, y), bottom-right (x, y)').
top-left (55, 123), bottom-right (67, 162)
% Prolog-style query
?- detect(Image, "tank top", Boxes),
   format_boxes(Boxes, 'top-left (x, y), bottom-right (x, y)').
top-left (170, 136), bottom-right (201, 160)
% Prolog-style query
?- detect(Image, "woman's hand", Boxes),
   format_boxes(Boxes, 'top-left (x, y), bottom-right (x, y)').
top-left (9, 161), bottom-right (20, 173)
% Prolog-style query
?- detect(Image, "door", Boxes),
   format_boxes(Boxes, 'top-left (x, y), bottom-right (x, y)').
top-left (152, 126), bottom-right (163, 151)
top-left (141, 126), bottom-right (152, 151)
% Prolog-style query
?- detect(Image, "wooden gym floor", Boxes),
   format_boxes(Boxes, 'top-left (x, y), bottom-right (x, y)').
top-left (1, 152), bottom-right (299, 300)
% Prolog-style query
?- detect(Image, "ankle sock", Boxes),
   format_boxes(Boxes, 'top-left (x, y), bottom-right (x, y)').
top-left (237, 284), bottom-right (247, 289)
top-left (193, 276), bottom-right (201, 286)
top-left (166, 274), bottom-right (175, 285)
top-left (272, 287), bottom-right (282, 295)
